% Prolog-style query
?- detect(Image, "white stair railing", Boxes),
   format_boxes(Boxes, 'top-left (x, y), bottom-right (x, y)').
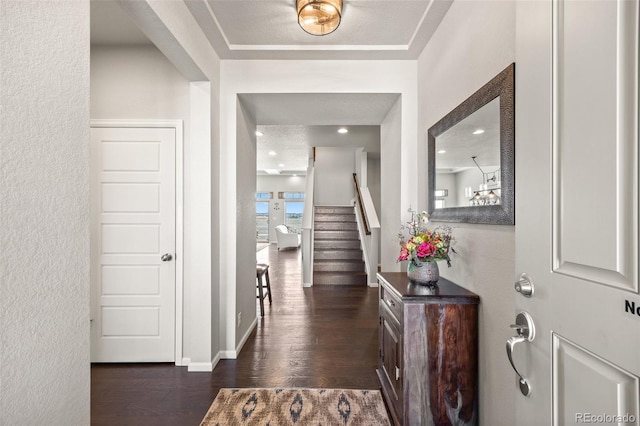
top-left (353, 173), bottom-right (380, 287)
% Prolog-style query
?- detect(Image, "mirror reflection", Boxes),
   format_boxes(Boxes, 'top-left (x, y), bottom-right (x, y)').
top-left (428, 62), bottom-right (514, 225)
top-left (434, 98), bottom-right (501, 209)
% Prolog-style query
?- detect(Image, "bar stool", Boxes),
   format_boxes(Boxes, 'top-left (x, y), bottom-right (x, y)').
top-left (256, 263), bottom-right (272, 316)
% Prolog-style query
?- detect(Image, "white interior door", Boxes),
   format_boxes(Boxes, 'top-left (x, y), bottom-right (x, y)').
top-left (90, 127), bottom-right (176, 362)
top-left (515, 1), bottom-right (640, 424)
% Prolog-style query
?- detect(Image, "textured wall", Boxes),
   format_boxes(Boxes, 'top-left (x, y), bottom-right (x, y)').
top-left (417, 2), bottom-right (517, 425)
top-left (1, 1), bottom-right (91, 424)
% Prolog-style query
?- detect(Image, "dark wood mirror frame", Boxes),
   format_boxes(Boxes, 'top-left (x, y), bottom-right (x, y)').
top-left (428, 63), bottom-right (515, 225)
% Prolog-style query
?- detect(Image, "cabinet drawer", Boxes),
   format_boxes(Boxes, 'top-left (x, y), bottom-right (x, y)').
top-left (380, 284), bottom-right (403, 322)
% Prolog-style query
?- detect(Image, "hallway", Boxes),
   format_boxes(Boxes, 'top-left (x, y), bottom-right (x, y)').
top-left (91, 244), bottom-right (380, 425)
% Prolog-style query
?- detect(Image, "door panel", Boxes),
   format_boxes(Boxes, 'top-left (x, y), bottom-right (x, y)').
top-left (553, 0), bottom-right (638, 290)
top-left (515, 0), bottom-right (640, 423)
top-left (102, 183), bottom-right (160, 213)
top-left (553, 334), bottom-right (639, 425)
top-left (102, 266), bottom-right (160, 295)
top-left (91, 127), bottom-right (176, 363)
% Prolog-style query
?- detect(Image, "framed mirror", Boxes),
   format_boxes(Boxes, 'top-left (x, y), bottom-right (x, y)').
top-left (428, 63), bottom-right (515, 225)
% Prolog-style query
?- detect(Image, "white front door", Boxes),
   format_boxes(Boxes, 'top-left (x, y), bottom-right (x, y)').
top-left (515, 1), bottom-right (640, 424)
top-left (90, 127), bottom-right (176, 362)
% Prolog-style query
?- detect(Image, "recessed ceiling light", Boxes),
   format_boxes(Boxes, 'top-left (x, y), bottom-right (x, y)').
top-left (338, 128), bottom-right (349, 134)
top-left (278, 163), bottom-right (285, 167)
top-left (438, 150), bottom-right (446, 154)
top-left (473, 129), bottom-right (485, 135)
top-left (268, 151), bottom-right (276, 156)
top-left (292, 174), bottom-right (298, 177)
top-left (255, 131), bottom-right (264, 137)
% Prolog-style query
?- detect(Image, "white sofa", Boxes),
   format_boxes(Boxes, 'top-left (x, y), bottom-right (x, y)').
top-left (275, 225), bottom-right (301, 250)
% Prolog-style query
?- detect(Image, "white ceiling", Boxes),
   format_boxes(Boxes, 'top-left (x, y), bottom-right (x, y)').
top-left (92, 0), bottom-right (453, 59)
top-left (90, 0), bottom-right (450, 175)
top-left (186, 0), bottom-right (453, 60)
top-left (255, 125), bottom-right (381, 175)
top-left (241, 93), bottom-right (398, 175)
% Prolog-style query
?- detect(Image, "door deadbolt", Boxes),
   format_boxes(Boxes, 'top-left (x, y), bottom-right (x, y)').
top-left (514, 273), bottom-right (534, 297)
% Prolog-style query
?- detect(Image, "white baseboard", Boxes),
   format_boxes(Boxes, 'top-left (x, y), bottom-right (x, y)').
top-left (220, 317), bottom-right (258, 359)
top-left (368, 281), bottom-right (379, 287)
top-left (220, 350), bottom-right (236, 359)
top-left (236, 317), bottom-right (258, 354)
top-left (303, 282), bottom-right (312, 287)
top-left (188, 361), bottom-right (214, 372)
top-left (211, 352), bottom-right (221, 370)
top-left (177, 357), bottom-right (191, 367)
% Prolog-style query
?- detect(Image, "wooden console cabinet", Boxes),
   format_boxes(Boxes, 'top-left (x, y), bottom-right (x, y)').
top-left (376, 272), bottom-right (479, 426)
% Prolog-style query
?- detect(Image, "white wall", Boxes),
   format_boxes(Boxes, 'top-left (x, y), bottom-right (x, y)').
top-left (1, 1), bottom-right (90, 424)
top-left (235, 101), bottom-right (258, 351)
top-left (418, 2), bottom-right (516, 425)
top-left (314, 147), bottom-right (357, 206)
top-left (91, 46), bottom-right (190, 121)
top-left (219, 60), bottom-right (417, 354)
top-left (367, 156), bottom-right (381, 218)
top-left (380, 97), bottom-right (403, 272)
top-left (257, 175), bottom-right (306, 241)
top-left (435, 172), bottom-right (458, 207)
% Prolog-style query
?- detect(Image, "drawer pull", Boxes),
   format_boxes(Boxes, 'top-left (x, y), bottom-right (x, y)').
top-left (386, 298), bottom-right (395, 307)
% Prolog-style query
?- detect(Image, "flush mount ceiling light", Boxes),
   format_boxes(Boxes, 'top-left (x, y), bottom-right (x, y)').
top-left (337, 127), bottom-right (348, 134)
top-left (297, 0), bottom-right (342, 36)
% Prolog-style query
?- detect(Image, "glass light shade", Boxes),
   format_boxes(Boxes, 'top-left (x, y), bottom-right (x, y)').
top-left (297, 0), bottom-right (342, 36)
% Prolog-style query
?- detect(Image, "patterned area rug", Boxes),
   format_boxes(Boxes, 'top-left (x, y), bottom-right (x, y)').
top-left (200, 388), bottom-right (390, 425)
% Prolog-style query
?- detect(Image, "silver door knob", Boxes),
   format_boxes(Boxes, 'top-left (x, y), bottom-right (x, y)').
top-left (515, 273), bottom-right (534, 297)
top-left (161, 253), bottom-right (173, 262)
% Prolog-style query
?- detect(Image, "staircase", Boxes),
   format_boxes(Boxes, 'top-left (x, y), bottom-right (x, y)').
top-left (313, 206), bottom-right (367, 286)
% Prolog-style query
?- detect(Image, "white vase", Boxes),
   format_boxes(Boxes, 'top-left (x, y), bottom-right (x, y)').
top-left (407, 261), bottom-right (439, 286)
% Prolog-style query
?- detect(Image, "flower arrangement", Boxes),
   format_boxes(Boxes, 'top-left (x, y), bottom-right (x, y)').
top-left (397, 208), bottom-right (455, 271)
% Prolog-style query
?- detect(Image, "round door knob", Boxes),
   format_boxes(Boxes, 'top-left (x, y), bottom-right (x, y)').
top-left (161, 253), bottom-right (173, 262)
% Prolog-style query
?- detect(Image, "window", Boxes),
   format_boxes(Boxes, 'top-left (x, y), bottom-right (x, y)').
top-left (435, 188), bottom-right (448, 209)
top-left (279, 192), bottom-right (304, 199)
top-left (256, 192), bottom-right (272, 199)
top-left (284, 201), bottom-right (304, 231)
top-left (256, 201), bottom-right (269, 242)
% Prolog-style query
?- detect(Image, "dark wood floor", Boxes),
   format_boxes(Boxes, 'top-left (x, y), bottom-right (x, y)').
top-left (91, 244), bottom-right (381, 425)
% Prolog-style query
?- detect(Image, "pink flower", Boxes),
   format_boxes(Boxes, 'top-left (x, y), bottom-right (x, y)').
top-left (416, 242), bottom-right (435, 259)
top-left (398, 247), bottom-right (409, 261)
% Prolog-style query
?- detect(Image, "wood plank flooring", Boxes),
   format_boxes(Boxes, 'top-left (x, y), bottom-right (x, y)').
top-left (91, 244), bottom-right (380, 425)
